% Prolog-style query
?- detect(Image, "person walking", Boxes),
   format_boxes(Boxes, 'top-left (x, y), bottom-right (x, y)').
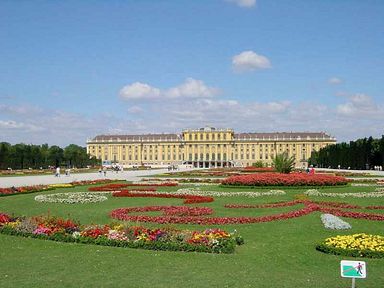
top-left (55, 166), bottom-right (60, 177)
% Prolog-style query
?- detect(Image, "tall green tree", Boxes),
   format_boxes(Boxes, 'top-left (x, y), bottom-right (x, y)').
top-left (309, 136), bottom-right (384, 169)
top-left (48, 146), bottom-right (64, 167)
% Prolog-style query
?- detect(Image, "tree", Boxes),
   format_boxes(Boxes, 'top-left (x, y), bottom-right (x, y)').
top-left (48, 146), bottom-right (64, 167)
top-left (0, 142), bottom-right (11, 169)
top-left (272, 152), bottom-right (295, 174)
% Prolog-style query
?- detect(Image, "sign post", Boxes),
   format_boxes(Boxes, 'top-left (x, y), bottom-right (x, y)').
top-left (340, 260), bottom-right (366, 288)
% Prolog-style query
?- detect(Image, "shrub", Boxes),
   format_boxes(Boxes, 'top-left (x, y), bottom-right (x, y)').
top-left (272, 152), bottom-right (295, 174)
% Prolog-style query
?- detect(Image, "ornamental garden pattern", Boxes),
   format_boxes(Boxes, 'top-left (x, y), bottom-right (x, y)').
top-left (1, 170), bottom-right (383, 258)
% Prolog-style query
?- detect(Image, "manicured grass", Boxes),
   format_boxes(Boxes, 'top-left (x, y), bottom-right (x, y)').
top-left (0, 183), bottom-right (383, 287)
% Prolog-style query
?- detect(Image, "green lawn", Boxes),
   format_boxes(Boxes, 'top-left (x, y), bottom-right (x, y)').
top-left (0, 183), bottom-right (383, 287)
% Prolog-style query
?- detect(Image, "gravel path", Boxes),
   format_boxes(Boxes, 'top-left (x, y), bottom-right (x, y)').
top-left (1, 167), bottom-right (383, 188)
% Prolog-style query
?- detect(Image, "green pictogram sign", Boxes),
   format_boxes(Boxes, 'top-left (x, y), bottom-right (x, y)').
top-left (340, 260), bottom-right (366, 279)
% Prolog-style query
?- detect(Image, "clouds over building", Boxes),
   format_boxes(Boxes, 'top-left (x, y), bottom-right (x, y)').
top-left (119, 78), bottom-right (219, 101)
top-left (337, 94), bottom-right (380, 117)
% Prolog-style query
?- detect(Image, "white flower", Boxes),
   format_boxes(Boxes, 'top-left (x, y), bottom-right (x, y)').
top-left (321, 214), bottom-right (351, 230)
top-left (34, 192), bottom-right (110, 204)
top-left (304, 188), bottom-right (384, 198)
top-left (136, 188), bottom-right (285, 198)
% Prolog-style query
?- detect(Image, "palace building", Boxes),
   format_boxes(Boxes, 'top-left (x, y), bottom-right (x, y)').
top-left (86, 127), bottom-right (336, 168)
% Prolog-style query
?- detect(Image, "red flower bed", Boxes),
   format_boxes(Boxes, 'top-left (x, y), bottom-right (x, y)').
top-left (313, 201), bottom-right (361, 209)
top-left (110, 204), bottom-right (317, 225)
top-left (0, 185), bottom-right (51, 196)
top-left (221, 172), bottom-right (349, 186)
top-left (318, 207), bottom-right (384, 221)
top-left (225, 200), bottom-right (308, 209)
top-left (112, 190), bottom-right (214, 204)
top-left (111, 199), bottom-right (384, 225)
top-left (0, 213), bottom-right (10, 224)
top-left (365, 206), bottom-right (384, 210)
top-left (81, 225), bottom-right (110, 238)
top-left (70, 179), bottom-right (114, 186)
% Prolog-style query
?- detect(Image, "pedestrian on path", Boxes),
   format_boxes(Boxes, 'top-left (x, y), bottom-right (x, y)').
top-left (55, 167), bottom-right (60, 177)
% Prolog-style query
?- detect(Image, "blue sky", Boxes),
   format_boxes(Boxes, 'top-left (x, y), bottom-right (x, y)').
top-left (1, 0), bottom-right (383, 146)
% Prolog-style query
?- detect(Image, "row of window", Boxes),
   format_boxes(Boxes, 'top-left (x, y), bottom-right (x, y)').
top-left (185, 133), bottom-right (228, 141)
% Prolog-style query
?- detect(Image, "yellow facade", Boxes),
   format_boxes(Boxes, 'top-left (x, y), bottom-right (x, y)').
top-left (86, 127), bottom-right (336, 168)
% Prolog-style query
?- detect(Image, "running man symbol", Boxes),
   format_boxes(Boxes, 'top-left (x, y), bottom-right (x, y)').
top-left (340, 260), bottom-right (367, 278)
top-left (356, 263), bottom-right (363, 275)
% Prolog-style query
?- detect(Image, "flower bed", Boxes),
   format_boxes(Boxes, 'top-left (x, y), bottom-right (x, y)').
top-left (174, 188), bottom-right (286, 198)
top-left (110, 197), bottom-right (384, 225)
top-left (0, 185), bottom-right (53, 196)
top-left (0, 213), bottom-right (243, 253)
top-left (70, 179), bottom-right (115, 186)
top-left (316, 233), bottom-right (384, 258)
top-left (35, 192), bottom-right (110, 204)
top-left (224, 200), bottom-right (305, 209)
top-left (304, 188), bottom-right (384, 198)
top-left (221, 173), bottom-right (349, 187)
top-left (111, 203), bottom-right (319, 225)
top-left (0, 179), bottom-right (116, 197)
top-left (112, 190), bottom-right (214, 204)
top-left (320, 214), bottom-right (351, 230)
top-left (48, 183), bottom-right (74, 188)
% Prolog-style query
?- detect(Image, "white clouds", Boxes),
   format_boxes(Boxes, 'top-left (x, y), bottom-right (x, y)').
top-left (232, 51), bottom-right (271, 72)
top-left (227, 0), bottom-right (256, 8)
top-left (119, 78), bottom-right (219, 101)
top-left (0, 120), bottom-right (26, 129)
top-left (0, 120), bottom-right (43, 132)
top-left (119, 82), bottom-right (161, 100)
top-left (337, 94), bottom-right (379, 117)
top-left (329, 77), bottom-right (342, 85)
top-left (166, 78), bottom-right (219, 99)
